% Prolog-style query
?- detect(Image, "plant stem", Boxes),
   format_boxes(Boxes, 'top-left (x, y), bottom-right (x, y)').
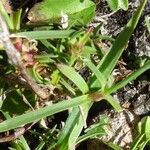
top-left (0, 13), bottom-right (50, 99)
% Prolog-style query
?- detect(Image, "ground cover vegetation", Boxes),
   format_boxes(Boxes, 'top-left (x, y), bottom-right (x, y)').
top-left (0, 0), bottom-right (150, 149)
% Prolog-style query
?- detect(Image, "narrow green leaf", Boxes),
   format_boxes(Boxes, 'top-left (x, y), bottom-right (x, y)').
top-left (139, 139), bottom-right (150, 150)
top-left (10, 9), bottom-right (22, 30)
top-left (13, 30), bottom-right (75, 39)
top-left (35, 55), bottom-right (55, 64)
top-left (131, 134), bottom-right (145, 150)
top-left (39, 39), bottom-right (57, 51)
top-left (37, 142), bottom-right (45, 150)
top-left (0, 1), bottom-right (14, 30)
top-left (57, 64), bottom-right (89, 94)
top-left (0, 95), bottom-right (90, 133)
top-left (60, 79), bottom-right (76, 95)
top-left (104, 94), bottom-right (122, 112)
top-left (67, 103), bottom-right (91, 149)
top-left (57, 107), bottom-right (80, 147)
top-left (141, 116), bottom-right (150, 139)
top-left (19, 136), bottom-right (30, 150)
top-left (84, 59), bottom-right (106, 89)
top-left (119, 0), bottom-right (128, 10)
top-left (145, 16), bottom-right (150, 33)
top-left (106, 60), bottom-right (150, 94)
top-left (27, 66), bottom-right (44, 84)
top-left (106, 0), bottom-right (128, 11)
top-left (57, 103), bottom-right (92, 150)
top-left (106, 142), bottom-right (123, 150)
top-left (77, 115), bottom-right (107, 144)
top-left (106, 0), bottom-right (119, 11)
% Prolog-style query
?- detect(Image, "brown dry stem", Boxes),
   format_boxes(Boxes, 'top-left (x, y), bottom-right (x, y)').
top-left (0, 14), bottom-right (50, 99)
top-left (0, 122), bottom-right (35, 143)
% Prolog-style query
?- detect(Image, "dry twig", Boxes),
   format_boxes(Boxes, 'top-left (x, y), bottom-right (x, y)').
top-left (0, 127), bottom-right (26, 143)
top-left (0, 123), bottom-right (36, 143)
top-left (0, 14), bottom-right (50, 99)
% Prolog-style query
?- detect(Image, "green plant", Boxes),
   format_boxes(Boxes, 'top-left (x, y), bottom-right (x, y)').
top-left (106, 0), bottom-right (128, 11)
top-left (0, 0), bottom-right (149, 149)
top-left (130, 116), bottom-right (150, 150)
top-left (145, 16), bottom-right (150, 33)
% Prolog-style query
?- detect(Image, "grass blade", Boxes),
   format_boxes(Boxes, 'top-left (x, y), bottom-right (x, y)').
top-left (57, 105), bottom-right (88, 150)
top-left (104, 94), bottom-right (122, 112)
top-left (0, 1), bottom-right (14, 30)
top-left (68, 103), bottom-right (91, 149)
top-left (60, 79), bottom-right (76, 95)
top-left (83, 59), bottom-right (106, 89)
top-left (13, 30), bottom-right (75, 39)
top-left (106, 142), bottom-right (123, 150)
top-left (0, 95), bottom-right (90, 133)
top-left (57, 107), bottom-right (80, 147)
top-left (10, 9), bottom-right (22, 30)
top-left (145, 16), bottom-right (150, 33)
top-left (19, 136), bottom-right (30, 150)
top-left (106, 60), bottom-right (150, 94)
top-left (131, 134), bottom-right (145, 150)
top-left (57, 64), bottom-right (89, 94)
